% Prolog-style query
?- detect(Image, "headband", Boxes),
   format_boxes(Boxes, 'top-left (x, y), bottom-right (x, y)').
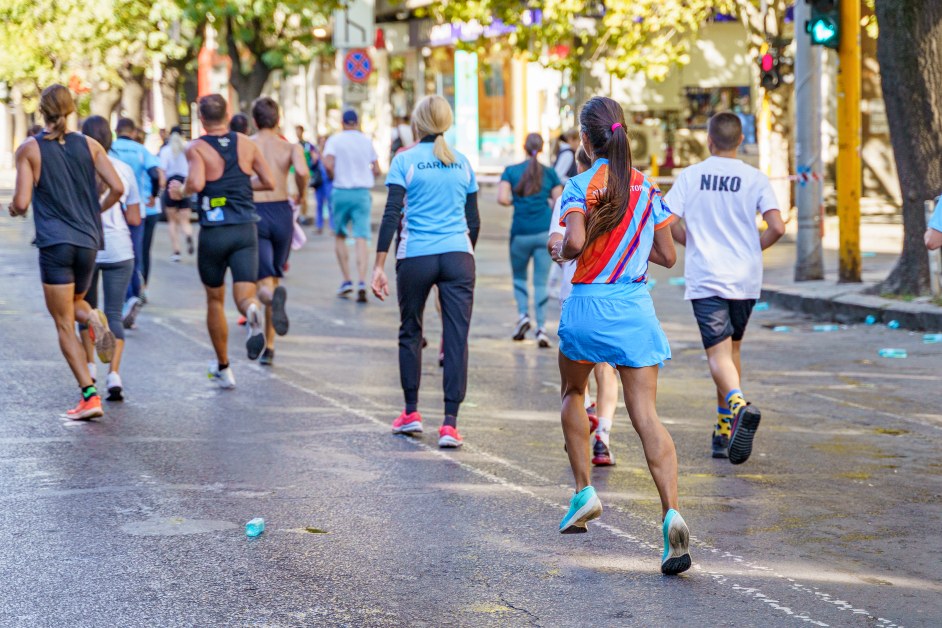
top-left (611, 123), bottom-right (623, 132)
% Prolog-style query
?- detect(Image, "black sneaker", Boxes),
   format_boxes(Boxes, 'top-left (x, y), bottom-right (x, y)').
top-left (729, 403), bottom-right (761, 465)
top-left (512, 314), bottom-right (531, 341)
top-left (187, 235), bottom-right (195, 255)
top-left (592, 435), bottom-right (615, 466)
top-left (357, 282), bottom-right (368, 303)
top-left (712, 432), bottom-right (729, 459)
top-left (259, 348), bottom-right (274, 366)
top-left (271, 286), bottom-right (289, 336)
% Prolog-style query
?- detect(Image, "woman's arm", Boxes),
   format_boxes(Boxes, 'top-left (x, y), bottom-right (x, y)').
top-left (648, 226), bottom-right (677, 268)
top-left (372, 184), bottom-right (407, 301)
top-left (88, 138), bottom-right (125, 211)
top-left (497, 180), bottom-right (513, 206)
top-left (549, 184), bottom-right (562, 206)
top-left (562, 211), bottom-right (586, 260)
top-left (465, 192), bottom-right (480, 247)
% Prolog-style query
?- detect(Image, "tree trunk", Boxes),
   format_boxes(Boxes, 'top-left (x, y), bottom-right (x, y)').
top-left (160, 66), bottom-right (181, 128)
top-left (120, 70), bottom-right (146, 125)
top-left (90, 83), bottom-right (122, 118)
top-left (225, 15), bottom-right (272, 112)
top-left (871, 0), bottom-right (942, 296)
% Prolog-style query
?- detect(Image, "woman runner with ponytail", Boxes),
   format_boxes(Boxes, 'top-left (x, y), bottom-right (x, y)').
top-left (498, 133), bottom-right (562, 346)
top-left (553, 96), bottom-right (691, 575)
top-left (372, 95), bottom-right (480, 448)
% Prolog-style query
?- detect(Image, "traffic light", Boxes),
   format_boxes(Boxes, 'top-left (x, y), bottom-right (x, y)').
top-left (806, 0), bottom-right (840, 49)
top-left (759, 51), bottom-right (781, 91)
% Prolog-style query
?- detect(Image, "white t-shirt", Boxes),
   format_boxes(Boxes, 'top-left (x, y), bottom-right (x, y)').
top-left (158, 144), bottom-right (188, 179)
top-left (664, 156), bottom-right (780, 300)
top-left (324, 130), bottom-right (378, 189)
top-left (98, 157), bottom-right (140, 264)
top-left (549, 196), bottom-right (577, 302)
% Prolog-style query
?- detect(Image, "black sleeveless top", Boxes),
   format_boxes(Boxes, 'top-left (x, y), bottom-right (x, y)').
top-left (32, 132), bottom-right (103, 250)
top-left (197, 132), bottom-right (258, 227)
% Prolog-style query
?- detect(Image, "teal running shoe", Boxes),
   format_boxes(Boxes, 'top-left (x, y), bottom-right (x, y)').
top-left (661, 509), bottom-right (692, 575)
top-left (559, 486), bottom-right (602, 534)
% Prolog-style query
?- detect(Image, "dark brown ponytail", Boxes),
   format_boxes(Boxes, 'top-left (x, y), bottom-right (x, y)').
top-left (579, 97), bottom-right (633, 248)
top-left (515, 133), bottom-right (545, 197)
top-left (39, 84), bottom-right (76, 144)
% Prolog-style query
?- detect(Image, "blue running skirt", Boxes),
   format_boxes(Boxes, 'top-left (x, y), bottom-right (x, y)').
top-left (559, 282), bottom-right (671, 368)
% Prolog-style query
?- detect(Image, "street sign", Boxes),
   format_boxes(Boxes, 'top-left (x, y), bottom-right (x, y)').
top-left (333, 0), bottom-right (375, 50)
top-left (343, 49), bottom-right (372, 84)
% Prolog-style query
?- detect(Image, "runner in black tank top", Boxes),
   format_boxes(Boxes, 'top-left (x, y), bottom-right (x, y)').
top-left (8, 84), bottom-right (125, 420)
top-left (167, 94), bottom-right (275, 389)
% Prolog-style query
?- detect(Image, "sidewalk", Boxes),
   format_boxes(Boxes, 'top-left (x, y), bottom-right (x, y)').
top-left (761, 208), bottom-right (942, 331)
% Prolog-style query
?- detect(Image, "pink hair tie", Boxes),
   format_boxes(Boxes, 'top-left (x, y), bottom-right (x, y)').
top-left (611, 123), bottom-right (623, 132)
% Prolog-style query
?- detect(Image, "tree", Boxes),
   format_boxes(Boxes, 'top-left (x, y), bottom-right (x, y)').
top-left (872, 0), bottom-right (942, 295)
top-left (182, 1), bottom-right (337, 112)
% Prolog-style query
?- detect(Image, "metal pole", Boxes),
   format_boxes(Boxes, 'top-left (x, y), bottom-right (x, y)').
top-left (837, 0), bottom-right (862, 282)
top-left (794, 0), bottom-right (825, 280)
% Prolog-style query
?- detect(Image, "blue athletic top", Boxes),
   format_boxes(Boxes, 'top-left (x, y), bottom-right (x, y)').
top-left (197, 132), bottom-right (258, 228)
top-left (32, 132), bottom-right (103, 250)
top-left (110, 136), bottom-right (160, 216)
top-left (931, 197), bottom-right (942, 232)
top-left (385, 141), bottom-right (478, 259)
top-left (500, 161), bottom-right (561, 237)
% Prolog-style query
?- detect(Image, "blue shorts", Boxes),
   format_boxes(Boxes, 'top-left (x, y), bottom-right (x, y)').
top-left (559, 282), bottom-right (671, 368)
top-left (331, 188), bottom-right (372, 239)
top-left (256, 200), bottom-right (294, 280)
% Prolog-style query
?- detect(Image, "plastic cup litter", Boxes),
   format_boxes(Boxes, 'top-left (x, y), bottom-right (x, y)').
top-left (668, 277), bottom-right (686, 286)
top-left (865, 315), bottom-right (877, 325)
top-left (813, 324), bottom-right (840, 332)
top-left (754, 302), bottom-right (770, 312)
top-left (887, 320), bottom-right (901, 329)
top-left (772, 326), bottom-right (792, 332)
top-left (923, 333), bottom-right (942, 344)
top-left (245, 518), bottom-right (265, 537)
top-left (878, 348), bottom-right (907, 359)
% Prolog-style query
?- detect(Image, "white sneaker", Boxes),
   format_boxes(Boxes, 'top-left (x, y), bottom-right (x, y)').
top-left (105, 371), bottom-right (124, 401)
top-left (245, 303), bottom-right (265, 360)
top-left (208, 363), bottom-right (236, 389)
top-left (122, 297), bottom-right (143, 329)
top-left (536, 328), bottom-right (552, 348)
top-left (512, 314), bottom-right (531, 341)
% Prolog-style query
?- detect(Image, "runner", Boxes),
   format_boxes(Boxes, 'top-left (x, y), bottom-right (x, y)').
top-left (79, 116), bottom-right (141, 401)
top-left (324, 110), bottom-right (379, 302)
top-left (371, 95), bottom-right (480, 448)
top-left (250, 97), bottom-right (309, 366)
top-left (159, 126), bottom-right (194, 262)
top-left (7, 84), bottom-right (125, 419)
top-left (167, 94), bottom-right (275, 388)
top-left (110, 118), bottom-right (164, 327)
top-left (229, 114), bottom-right (250, 135)
top-left (548, 147), bottom-right (620, 466)
top-left (553, 129), bottom-right (580, 184)
top-left (295, 125), bottom-right (320, 227)
top-left (498, 133), bottom-right (562, 347)
top-left (554, 96), bottom-right (690, 575)
top-left (664, 112), bottom-right (785, 464)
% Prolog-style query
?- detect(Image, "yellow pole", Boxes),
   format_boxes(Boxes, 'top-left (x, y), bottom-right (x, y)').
top-left (837, 0), bottom-right (861, 282)
top-left (650, 154), bottom-right (659, 178)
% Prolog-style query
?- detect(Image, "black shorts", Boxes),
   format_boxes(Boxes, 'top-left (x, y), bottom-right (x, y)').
top-left (161, 175), bottom-right (189, 209)
top-left (691, 296), bottom-right (757, 349)
top-left (197, 223), bottom-right (259, 288)
top-left (256, 200), bottom-right (294, 280)
top-left (38, 244), bottom-right (97, 293)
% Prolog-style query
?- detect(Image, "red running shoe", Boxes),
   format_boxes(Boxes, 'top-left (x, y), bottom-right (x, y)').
top-left (391, 410), bottom-right (423, 435)
top-left (438, 425), bottom-right (463, 448)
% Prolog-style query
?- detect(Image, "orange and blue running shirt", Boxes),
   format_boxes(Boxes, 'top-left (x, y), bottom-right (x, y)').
top-left (559, 158), bottom-right (674, 285)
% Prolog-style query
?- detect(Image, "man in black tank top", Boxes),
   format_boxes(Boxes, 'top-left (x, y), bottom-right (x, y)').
top-left (167, 94), bottom-right (275, 389)
top-left (8, 83), bottom-right (126, 420)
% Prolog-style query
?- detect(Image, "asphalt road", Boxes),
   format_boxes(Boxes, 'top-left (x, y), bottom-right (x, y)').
top-left (1, 190), bottom-right (940, 627)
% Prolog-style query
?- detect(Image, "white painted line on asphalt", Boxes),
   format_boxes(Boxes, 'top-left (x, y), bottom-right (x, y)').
top-left (153, 319), bottom-right (903, 627)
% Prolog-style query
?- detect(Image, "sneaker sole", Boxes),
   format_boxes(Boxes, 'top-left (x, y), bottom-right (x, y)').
top-left (271, 286), bottom-right (289, 336)
top-left (729, 406), bottom-right (761, 465)
top-left (67, 407), bottom-right (104, 420)
top-left (661, 522), bottom-right (692, 575)
top-left (392, 422), bottom-right (423, 435)
top-left (246, 308), bottom-right (265, 360)
top-left (512, 321), bottom-right (531, 341)
top-left (106, 387), bottom-right (123, 402)
top-left (357, 289), bottom-right (368, 303)
top-left (592, 455), bottom-right (616, 466)
top-left (438, 436), bottom-right (463, 448)
top-left (712, 449), bottom-right (729, 459)
top-left (88, 311), bottom-right (115, 363)
top-left (538, 340), bottom-right (551, 348)
top-left (122, 301), bottom-right (142, 330)
top-left (560, 500), bottom-right (602, 534)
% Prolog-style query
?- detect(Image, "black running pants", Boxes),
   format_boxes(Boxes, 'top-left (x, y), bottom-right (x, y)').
top-left (396, 252), bottom-right (475, 418)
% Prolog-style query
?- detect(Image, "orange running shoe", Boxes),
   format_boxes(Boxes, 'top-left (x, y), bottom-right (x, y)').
top-left (66, 395), bottom-right (103, 420)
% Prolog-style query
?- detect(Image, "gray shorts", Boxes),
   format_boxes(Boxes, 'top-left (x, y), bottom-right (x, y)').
top-left (691, 297), bottom-right (757, 349)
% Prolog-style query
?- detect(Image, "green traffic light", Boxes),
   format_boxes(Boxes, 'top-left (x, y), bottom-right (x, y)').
top-left (810, 18), bottom-right (838, 45)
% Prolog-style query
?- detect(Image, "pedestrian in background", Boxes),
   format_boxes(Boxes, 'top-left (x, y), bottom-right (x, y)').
top-left (553, 129), bottom-right (580, 184)
top-left (79, 116), bottom-right (141, 402)
top-left (926, 196), bottom-right (942, 250)
top-left (229, 114), bottom-right (251, 135)
top-left (324, 109), bottom-right (379, 302)
top-left (314, 134), bottom-right (333, 235)
top-left (159, 126), bottom-right (194, 262)
top-left (665, 112), bottom-right (785, 464)
top-left (295, 125), bottom-right (319, 227)
top-left (8, 84), bottom-right (125, 419)
top-left (110, 118), bottom-right (164, 327)
top-left (553, 96), bottom-right (690, 575)
top-left (371, 95), bottom-right (480, 448)
top-left (498, 133), bottom-right (562, 347)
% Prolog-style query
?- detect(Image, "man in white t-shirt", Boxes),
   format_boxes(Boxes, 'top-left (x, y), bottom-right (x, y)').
top-left (324, 109), bottom-right (379, 302)
top-left (664, 112), bottom-right (785, 465)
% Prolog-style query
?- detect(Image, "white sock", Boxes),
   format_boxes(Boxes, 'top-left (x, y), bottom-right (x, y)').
top-left (584, 393), bottom-right (594, 409)
top-left (596, 417), bottom-right (612, 444)
top-left (87, 362), bottom-right (96, 381)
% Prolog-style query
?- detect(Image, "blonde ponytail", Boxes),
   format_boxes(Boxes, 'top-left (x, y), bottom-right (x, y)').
top-left (412, 95), bottom-right (456, 165)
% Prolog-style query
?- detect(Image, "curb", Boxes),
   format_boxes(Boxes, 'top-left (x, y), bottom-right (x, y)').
top-left (761, 284), bottom-right (942, 331)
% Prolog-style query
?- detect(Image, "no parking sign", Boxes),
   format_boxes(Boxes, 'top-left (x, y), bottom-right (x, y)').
top-left (344, 49), bottom-right (372, 84)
